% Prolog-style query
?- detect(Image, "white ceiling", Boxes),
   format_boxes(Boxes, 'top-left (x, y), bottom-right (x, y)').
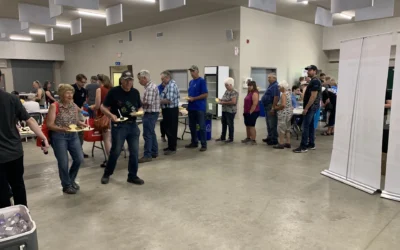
top-left (0, 0), bottom-right (399, 44)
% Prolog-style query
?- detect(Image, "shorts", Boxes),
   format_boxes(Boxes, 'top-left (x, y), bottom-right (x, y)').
top-left (244, 112), bottom-right (260, 127)
top-left (278, 114), bottom-right (292, 134)
top-left (328, 109), bottom-right (336, 127)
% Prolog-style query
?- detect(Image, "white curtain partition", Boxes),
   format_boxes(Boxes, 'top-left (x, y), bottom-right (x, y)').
top-left (322, 33), bottom-right (392, 194)
top-left (382, 33), bottom-right (400, 201)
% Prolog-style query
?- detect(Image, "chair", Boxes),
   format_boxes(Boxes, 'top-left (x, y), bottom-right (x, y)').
top-left (29, 112), bottom-right (43, 125)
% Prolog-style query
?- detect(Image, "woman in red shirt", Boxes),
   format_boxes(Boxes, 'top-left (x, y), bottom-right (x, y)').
top-left (242, 81), bottom-right (260, 145)
top-left (90, 74), bottom-right (112, 168)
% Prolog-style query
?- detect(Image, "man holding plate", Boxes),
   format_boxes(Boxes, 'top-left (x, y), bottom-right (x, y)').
top-left (100, 71), bottom-right (144, 185)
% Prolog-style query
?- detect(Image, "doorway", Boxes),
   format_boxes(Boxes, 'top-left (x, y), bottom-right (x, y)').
top-left (110, 65), bottom-right (133, 86)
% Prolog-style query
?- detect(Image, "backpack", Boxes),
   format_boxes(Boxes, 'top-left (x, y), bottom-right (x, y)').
top-left (36, 102), bottom-right (59, 147)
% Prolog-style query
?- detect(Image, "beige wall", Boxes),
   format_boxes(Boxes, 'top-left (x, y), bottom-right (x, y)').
top-left (240, 7), bottom-right (327, 91)
top-left (0, 41), bottom-right (64, 61)
top-left (61, 8), bottom-right (241, 96)
top-left (2, 60), bottom-right (14, 92)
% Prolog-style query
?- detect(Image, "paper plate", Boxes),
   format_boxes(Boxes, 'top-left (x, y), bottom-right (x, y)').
top-left (130, 112), bottom-right (144, 117)
top-left (115, 117), bottom-right (128, 122)
top-left (81, 127), bottom-right (94, 131)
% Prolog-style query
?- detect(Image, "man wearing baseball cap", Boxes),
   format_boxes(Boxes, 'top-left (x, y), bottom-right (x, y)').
top-left (293, 65), bottom-right (322, 153)
top-left (186, 65), bottom-right (208, 151)
top-left (100, 70), bottom-right (144, 185)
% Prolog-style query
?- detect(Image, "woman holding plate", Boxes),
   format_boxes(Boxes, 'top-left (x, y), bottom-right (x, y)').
top-left (47, 84), bottom-right (88, 194)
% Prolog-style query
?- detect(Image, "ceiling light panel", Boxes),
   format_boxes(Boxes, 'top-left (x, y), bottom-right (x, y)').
top-left (29, 29), bottom-right (46, 35)
top-left (55, 0), bottom-right (99, 10)
top-left (78, 10), bottom-right (106, 18)
top-left (106, 4), bottom-right (123, 26)
top-left (56, 22), bottom-right (71, 28)
top-left (18, 3), bottom-right (56, 26)
top-left (249, 0), bottom-right (277, 13)
top-left (9, 35), bottom-right (32, 41)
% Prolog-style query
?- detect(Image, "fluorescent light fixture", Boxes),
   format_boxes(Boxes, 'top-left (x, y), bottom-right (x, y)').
top-left (29, 29), bottom-right (46, 35)
top-left (141, 0), bottom-right (156, 2)
top-left (56, 22), bottom-right (71, 28)
top-left (9, 35), bottom-right (32, 41)
top-left (339, 12), bottom-right (354, 19)
top-left (301, 1), bottom-right (308, 4)
top-left (78, 10), bottom-right (106, 18)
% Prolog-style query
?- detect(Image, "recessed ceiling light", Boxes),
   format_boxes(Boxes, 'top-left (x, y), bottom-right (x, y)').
top-left (56, 23), bottom-right (71, 28)
top-left (338, 13), bottom-right (354, 19)
top-left (78, 10), bottom-right (106, 18)
top-left (9, 35), bottom-right (32, 41)
top-left (29, 29), bottom-right (46, 35)
top-left (301, 1), bottom-right (309, 4)
top-left (141, 0), bottom-right (156, 2)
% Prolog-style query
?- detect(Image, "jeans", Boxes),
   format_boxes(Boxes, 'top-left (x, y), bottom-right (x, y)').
top-left (0, 156), bottom-right (27, 208)
top-left (51, 132), bottom-right (84, 188)
top-left (142, 112), bottom-right (159, 158)
top-left (188, 110), bottom-right (207, 148)
top-left (221, 112), bottom-right (236, 140)
top-left (300, 108), bottom-right (318, 149)
top-left (104, 122), bottom-right (140, 179)
top-left (162, 108), bottom-right (179, 151)
top-left (265, 104), bottom-right (278, 143)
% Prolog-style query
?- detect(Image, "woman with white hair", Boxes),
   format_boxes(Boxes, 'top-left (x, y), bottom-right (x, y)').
top-left (273, 80), bottom-right (293, 149)
top-left (216, 77), bottom-right (238, 143)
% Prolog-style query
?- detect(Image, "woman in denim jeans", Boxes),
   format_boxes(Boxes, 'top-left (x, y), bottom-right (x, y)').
top-left (47, 84), bottom-right (88, 194)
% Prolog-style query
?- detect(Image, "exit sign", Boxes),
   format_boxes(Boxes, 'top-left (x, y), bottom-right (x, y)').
top-left (115, 62), bottom-right (121, 66)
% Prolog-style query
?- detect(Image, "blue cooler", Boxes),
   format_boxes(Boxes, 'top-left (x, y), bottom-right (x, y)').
top-left (259, 101), bottom-right (266, 117)
top-left (197, 113), bottom-right (212, 141)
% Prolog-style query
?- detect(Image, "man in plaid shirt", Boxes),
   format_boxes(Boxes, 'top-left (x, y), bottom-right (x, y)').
top-left (138, 70), bottom-right (160, 163)
top-left (160, 71), bottom-right (180, 155)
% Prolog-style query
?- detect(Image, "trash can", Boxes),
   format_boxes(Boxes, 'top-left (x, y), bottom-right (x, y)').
top-left (197, 113), bottom-right (212, 141)
top-left (0, 205), bottom-right (38, 250)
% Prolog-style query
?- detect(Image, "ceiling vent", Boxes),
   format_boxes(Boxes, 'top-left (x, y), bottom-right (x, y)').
top-left (119, 39), bottom-right (123, 44)
top-left (156, 32), bottom-right (163, 38)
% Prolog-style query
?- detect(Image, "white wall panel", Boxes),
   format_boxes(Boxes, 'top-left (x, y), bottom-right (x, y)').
top-left (106, 4), bottom-right (123, 27)
top-left (45, 28), bottom-right (54, 42)
top-left (248, 0), bottom-right (276, 13)
top-left (355, 0), bottom-right (394, 21)
top-left (160, 0), bottom-right (186, 12)
top-left (54, 0), bottom-right (99, 10)
top-left (0, 41), bottom-right (64, 61)
top-left (315, 7), bottom-right (332, 27)
top-left (49, 0), bottom-right (63, 18)
top-left (71, 18), bottom-right (82, 36)
top-left (18, 4), bottom-right (56, 26)
top-left (331, 0), bottom-right (373, 13)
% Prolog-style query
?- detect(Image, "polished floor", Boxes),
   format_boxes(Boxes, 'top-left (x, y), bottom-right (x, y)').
top-left (21, 120), bottom-right (399, 250)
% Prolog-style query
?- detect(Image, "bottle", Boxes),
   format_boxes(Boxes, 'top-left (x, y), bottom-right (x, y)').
top-left (4, 226), bottom-right (20, 237)
top-left (41, 140), bottom-right (48, 155)
top-left (7, 213), bottom-right (21, 226)
top-left (18, 220), bottom-right (29, 233)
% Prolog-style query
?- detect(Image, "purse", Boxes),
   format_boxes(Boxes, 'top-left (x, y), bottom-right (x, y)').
top-left (94, 114), bottom-right (110, 131)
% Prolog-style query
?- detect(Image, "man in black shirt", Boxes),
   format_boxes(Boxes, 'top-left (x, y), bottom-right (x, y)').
top-left (294, 65), bottom-right (322, 153)
top-left (100, 70), bottom-right (144, 185)
top-left (73, 74), bottom-right (89, 158)
top-left (0, 70), bottom-right (49, 208)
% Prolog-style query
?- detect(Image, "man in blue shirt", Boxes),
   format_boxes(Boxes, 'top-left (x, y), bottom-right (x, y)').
top-left (261, 73), bottom-right (280, 145)
top-left (185, 65), bottom-right (208, 151)
top-left (158, 82), bottom-right (166, 142)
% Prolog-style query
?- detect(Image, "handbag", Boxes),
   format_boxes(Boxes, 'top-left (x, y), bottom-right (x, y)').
top-left (94, 114), bottom-right (110, 131)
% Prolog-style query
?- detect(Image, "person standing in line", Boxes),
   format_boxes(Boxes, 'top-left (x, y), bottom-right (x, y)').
top-left (216, 77), bottom-right (238, 143)
top-left (261, 73), bottom-right (280, 146)
top-left (293, 65), bottom-right (322, 153)
top-left (32, 80), bottom-right (46, 108)
top-left (158, 82), bottom-right (167, 142)
top-left (90, 74), bottom-right (113, 168)
top-left (137, 70), bottom-right (160, 163)
top-left (85, 76), bottom-right (99, 118)
top-left (47, 84), bottom-right (87, 194)
top-left (185, 65), bottom-right (208, 152)
top-left (160, 71), bottom-right (180, 155)
top-left (72, 74), bottom-right (89, 158)
top-left (43, 81), bottom-right (57, 105)
top-left (320, 73), bottom-right (326, 83)
top-left (273, 81), bottom-right (293, 149)
top-left (0, 71), bottom-right (49, 208)
top-left (242, 81), bottom-right (260, 145)
top-left (100, 71), bottom-right (144, 185)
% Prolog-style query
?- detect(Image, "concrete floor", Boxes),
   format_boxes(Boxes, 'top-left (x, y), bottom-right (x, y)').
top-left (21, 120), bottom-right (400, 250)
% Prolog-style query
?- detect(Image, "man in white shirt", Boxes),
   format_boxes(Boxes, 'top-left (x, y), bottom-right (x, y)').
top-left (23, 96), bottom-right (41, 113)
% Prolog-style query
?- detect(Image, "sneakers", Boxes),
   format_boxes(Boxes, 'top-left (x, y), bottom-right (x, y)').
top-left (100, 161), bottom-right (107, 168)
top-left (72, 182), bottom-right (80, 190)
top-left (101, 175), bottom-right (110, 184)
top-left (216, 138), bottom-right (226, 142)
top-left (250, 140), bottom-right (257, 145)
top-left (185, 143), bottom-right (198, 149)
top-left (241, 138), bottom-right (251, 143)
top-left (225, 139), bottom-right (234, 144)
top-left (127, 176), bottom-right (145, 185)
top-left (273, 144), bottom-right (285, 149)
top-left (308, 145), bottom-right (316, 150)
top-left (164, 150), bottom-right (176, 156)
top-left (293, 147), bottom-right (308, 153)
top-left (63, 186), bottom-right (77, 194)
top-left (200, 147), bottom-right (207, 152)
top-left (139, 157), bottom-right (152, 163)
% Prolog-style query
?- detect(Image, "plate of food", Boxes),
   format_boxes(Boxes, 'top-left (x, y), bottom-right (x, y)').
top-left (215, 98), bottom-right (220, 103)
top-left (115, 117), bottom-right (128, 122)
top-left (81, 127), bottom-right (94, 131)
top-left (130, 111), bottom-right (144, 117)
top-left (68, 124), bottom-right (83, 132)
